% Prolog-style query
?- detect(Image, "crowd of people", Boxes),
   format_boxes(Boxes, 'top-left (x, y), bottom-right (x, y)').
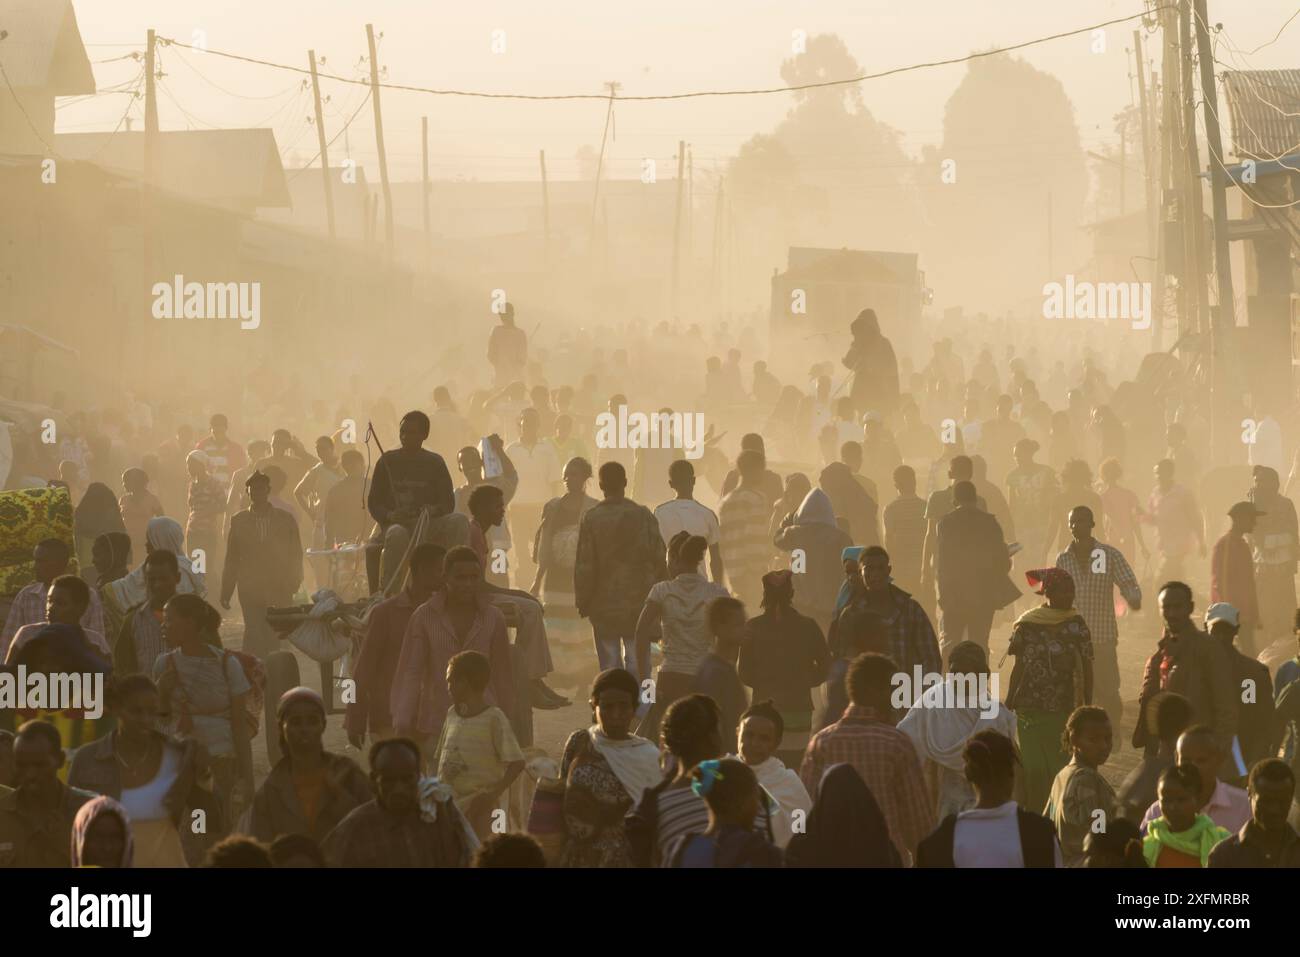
top-left (2, 303), bottom-right (1300, 869)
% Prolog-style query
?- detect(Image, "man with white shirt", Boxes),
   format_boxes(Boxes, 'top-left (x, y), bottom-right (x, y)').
top-left (506, 408), bottom-right (561, 589)
top-left (654, 460), bottom-right (723, 583)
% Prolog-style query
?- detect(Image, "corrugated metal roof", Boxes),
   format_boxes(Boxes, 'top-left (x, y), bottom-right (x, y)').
top-left (0, 0), bottom-right (93, 94)
top-left (1222, 70), bottom-right (1300, 162)
top-left (53, 129), bottom-right (290, 207)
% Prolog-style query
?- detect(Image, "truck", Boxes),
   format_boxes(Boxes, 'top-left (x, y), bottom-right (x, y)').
top-left (768, 246), bottom-right (931, 375)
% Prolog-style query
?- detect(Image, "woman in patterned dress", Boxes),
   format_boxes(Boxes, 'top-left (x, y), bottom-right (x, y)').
top-left (1004, 567), bottom-right (1093, 814)
top-left (558, 668), bottom-right (662, 867)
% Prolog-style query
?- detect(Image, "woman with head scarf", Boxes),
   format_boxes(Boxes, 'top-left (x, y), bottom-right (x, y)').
top-left (737, 570), bottom-right (828, 768)
top-left (1004, 567), bottom-right (1093, 813)
top-left (898, 641), bottom-right (1018, 818)
top-left (103, 516), bottom-right (206, 630)
top-left (843, 308), bottom-right (900, 419)
top-left (71, 795), bottom-right (134, 868)
top-left (785, 763), bottom-right (901, 867)
top-left (835, 545), bottom-right (867, 616)
top-left (74, 483), bottom-right (127, 578)
top-left (243, 687), bottom-right (373, 843)
top-left (774, 488), bottom-right (853, 630)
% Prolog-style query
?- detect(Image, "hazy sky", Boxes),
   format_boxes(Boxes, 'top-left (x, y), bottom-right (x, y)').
top-left (62, 0), bottom-right (1300, 183)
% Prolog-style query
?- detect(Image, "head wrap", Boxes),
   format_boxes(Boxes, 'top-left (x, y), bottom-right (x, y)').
top-left (1024, 567), bottom-right (1073, 595)
top-left (691, 758), bottom-right (725, 797)
top-left (794, 488), bottom-right (837, 527)
top-left (277, 686), bottom-right (326, 721)
top-left (71, 795), bottom-right (134, 868)
top-left (841, 546), bottom-right (867, 564)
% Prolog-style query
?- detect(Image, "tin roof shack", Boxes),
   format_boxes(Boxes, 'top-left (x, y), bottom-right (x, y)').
top-left (768, 247), bottom-right (924, 378)
top-left (1220, 70), bottom-right (1300, 410)
top-left (0, 0), bottom-right (93, 155)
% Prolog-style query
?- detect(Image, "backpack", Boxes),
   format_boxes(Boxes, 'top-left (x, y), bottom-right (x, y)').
top-left (164, 648), bottom-right (265, 737)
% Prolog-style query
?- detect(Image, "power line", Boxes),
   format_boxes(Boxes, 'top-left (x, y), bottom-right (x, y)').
top-left (167, 45), bottom-right (304, 101)
top-left (155, 8), bottom-right (1172, 103)
top-left (285, 88), bottom-right (372, 179)
top-left (0, 51), bottom-right (58, 155)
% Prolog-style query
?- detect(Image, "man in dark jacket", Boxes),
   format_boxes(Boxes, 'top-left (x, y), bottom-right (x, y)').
top-left (1205, 602), bottom-right (1274, 778)
top-left (574, 462), bottom-right (666, 678)
top-left (1133, 582), bottom-right (1238, 753)
top-left (365, 410), bottom-right (457, 593)
top-left (221, 470), bottom-right (303, 657)
top-left (934, 481), bottom-right (1014, 653)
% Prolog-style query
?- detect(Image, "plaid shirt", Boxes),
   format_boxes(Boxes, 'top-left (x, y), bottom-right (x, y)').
top-left (1054, 540), bottom-right (1140, 646)
top-left (800, 705), bottom-right (935, 861)
top-left (832, 585), bottom-right (942, 677)
top-left (0, 581), bottom-right (105, 658)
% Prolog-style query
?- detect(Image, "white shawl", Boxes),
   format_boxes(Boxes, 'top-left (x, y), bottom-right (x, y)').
top-left (744, 754), bottom-right (811, 849)
top-left (897, 675), bottom-right (1017, 772)
top-left (589, 726), bottom-right (663, 801)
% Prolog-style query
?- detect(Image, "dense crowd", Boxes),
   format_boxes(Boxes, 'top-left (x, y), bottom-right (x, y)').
top-left (2, 304), bottom-right (1299, 869)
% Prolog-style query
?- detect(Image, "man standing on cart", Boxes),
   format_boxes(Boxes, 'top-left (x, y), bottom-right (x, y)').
top-left (366, 411), bottom-right (457, 594)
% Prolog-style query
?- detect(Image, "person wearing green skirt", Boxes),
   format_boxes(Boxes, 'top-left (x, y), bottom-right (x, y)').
top-left (1004, 567), bottom-right (1093, 813)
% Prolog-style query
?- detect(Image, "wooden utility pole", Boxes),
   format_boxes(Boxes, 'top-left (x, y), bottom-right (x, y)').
top-left (539, 149), bottom-right (551, 270)
top-left (1178, 0), bottom-right (1208, 339)
top-left (687, 145), bottom-right (694, 264)
top-left (1134, 28), bottom-right (1161, 347)
top-left (1159, 0), bottom-right (1185, 349)
top-left (365, 24), bottom-right (394, 257)
top-left (421, 116), bottom-right (430, 268)
top-left (144, 29), bottom-right (158, 186)
top-left (671, 140), bottom-right (686, 319)
top-left (1193, 0), bottom-right (1235, 328)
top-left (308, 50), bottom-right (336, 240)
top-left (1119, 127), bottom-right (1127, 216)
top-left (1194, 0), bottom-right (1237, 455)
top-left (588, 81), bottom-right (619, 257)
top-left (712, 175), bottom-right (724, 308)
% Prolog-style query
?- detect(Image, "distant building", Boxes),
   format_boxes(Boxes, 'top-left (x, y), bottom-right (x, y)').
top-left (1220, 69), bottom-right (1300, 409)
top-left (0, 0), bottom-right (94, 154)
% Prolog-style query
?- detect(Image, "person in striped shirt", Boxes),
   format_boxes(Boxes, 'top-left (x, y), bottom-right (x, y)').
top-left (719, 450), bottom-right (774, 609)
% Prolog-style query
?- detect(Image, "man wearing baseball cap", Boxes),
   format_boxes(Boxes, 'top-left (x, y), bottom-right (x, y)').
top-left (1210, 502), bottom-right (1263, 655)
top-left (1205, 602), bottom-right (1274, 777)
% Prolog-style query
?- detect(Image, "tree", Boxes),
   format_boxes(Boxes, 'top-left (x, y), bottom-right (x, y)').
top-left (923, 52), bottom-right (1088, 315)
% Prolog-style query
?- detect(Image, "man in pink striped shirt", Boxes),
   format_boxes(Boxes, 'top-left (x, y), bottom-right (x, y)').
top-left (390, 547), bottom-right (515, 761)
